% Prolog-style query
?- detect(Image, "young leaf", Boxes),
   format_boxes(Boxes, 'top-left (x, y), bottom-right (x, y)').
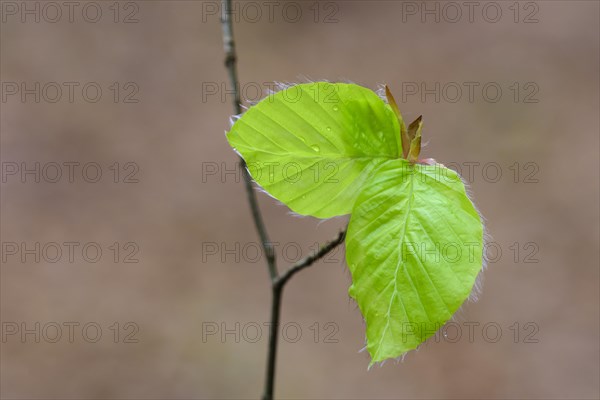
top-left (384, 85), bottom-right (409, 158)
top-left (407, 116), bottom-right (423, 163)
top-left (226, 82), bottom-right (403, 218)
top-left (407, 115), bottom-right (422, 143)
top-left (345, 159), bottom-right (483, 365)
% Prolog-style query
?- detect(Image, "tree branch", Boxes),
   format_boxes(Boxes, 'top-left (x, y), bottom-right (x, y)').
top-left (275, 230), bottom-right (346, 289)
top-left (220, 2), bottom-right (347, 398)
top-left (220, 0), bottom-right (276, 279)
top-left (263, 229), bottom-right (346, 400)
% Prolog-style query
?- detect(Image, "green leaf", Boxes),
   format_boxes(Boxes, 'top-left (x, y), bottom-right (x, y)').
top-left (345, 159), bottom-right (483, 365)
top-left (225, 82), bottom-right (486, 365)
top-left (226, 82), bottom-right (403, 218)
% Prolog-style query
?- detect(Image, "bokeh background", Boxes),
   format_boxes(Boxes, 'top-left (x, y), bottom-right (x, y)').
top-left (1, 1), bottom-right (599, 399)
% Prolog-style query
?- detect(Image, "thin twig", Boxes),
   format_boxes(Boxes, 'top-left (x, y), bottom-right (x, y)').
top-left (263, 229), bottom-right (346, 400)
top-left (263, 284), bottom-right (282, 400)
top-left (275, 230), bottom-right (346, 289)
top-left (219, 2), bottom-right (347, 398)
top-left (220, 0), bottom-right (276, 279)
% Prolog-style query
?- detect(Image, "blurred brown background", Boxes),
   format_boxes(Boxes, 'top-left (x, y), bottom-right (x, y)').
top-left (1, 1), bottom-right (598, 399)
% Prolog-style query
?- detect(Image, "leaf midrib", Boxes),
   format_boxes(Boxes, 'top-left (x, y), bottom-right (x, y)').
top-left (373, 169), bottom-right (415, 361)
